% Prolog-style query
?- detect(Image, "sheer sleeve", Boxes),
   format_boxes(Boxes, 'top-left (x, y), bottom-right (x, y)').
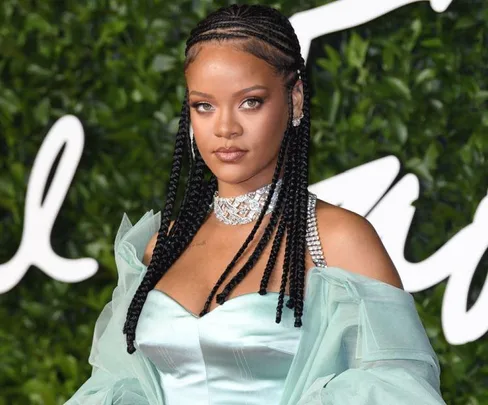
top-left (281, 267), bottom-right (446, 405)
top-left (65, 211), bottom-right (164, 405)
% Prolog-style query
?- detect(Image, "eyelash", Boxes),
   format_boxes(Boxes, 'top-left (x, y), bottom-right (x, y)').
top-left (191, 97), bottom-right (264, 113)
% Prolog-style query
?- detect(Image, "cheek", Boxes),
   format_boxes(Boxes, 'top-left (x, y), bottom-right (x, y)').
top-left (249, 102), bottom-right (289, 148)
top-left (190, 112), bottom-right (212, 151)
top-left (190, 100), bottom-right (289, 152)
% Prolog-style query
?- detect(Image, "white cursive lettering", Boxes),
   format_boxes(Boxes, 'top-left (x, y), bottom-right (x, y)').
top-left (0, 116), bottom-right (98, 294)
top-left (290, 0), bottom-right (454, 60)
top-left (310, 157), bottom-right (488, 345)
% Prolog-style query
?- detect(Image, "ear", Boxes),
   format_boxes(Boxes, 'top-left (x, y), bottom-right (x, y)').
top-left (292, 80), bottom-right (304, 118)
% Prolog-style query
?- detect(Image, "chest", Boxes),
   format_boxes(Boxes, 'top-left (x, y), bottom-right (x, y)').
top-left (136, 287), bottom-right (302, 405)
top-left (153, 220), bottom-right (314, 315)
top-left (152, 194), bottom-right (324, 317)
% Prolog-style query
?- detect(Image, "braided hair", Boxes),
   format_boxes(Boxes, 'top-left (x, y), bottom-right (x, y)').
top-left (124, 4), bottom-right (311, 354)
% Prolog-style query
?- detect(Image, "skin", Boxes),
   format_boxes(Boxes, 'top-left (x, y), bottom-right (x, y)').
top-left (186, 43), bottom-right (303, 196)
top-left (143, 42), bottom-right (402, 317)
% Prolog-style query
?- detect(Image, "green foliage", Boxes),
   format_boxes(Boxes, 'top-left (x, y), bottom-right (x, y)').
top-left (0, 0), bottom-right (487, 404)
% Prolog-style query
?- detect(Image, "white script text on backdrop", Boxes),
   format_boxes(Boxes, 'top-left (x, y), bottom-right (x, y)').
top-left (3, 0), bottom-right (485, 346)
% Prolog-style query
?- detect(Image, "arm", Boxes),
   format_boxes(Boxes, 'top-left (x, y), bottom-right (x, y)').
top-left (65, 211), bottom-right (164, 405)
top-left (282, 204), bottom-right (445, 404)
top-left (295, 277), bottom-right (445, 405)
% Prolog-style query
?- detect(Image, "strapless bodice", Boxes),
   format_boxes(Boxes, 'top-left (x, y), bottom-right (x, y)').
top-left (135, 289), bottom-right (302, 405)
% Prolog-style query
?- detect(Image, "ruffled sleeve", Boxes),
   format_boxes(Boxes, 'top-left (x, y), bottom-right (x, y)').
top-left (65, 210), bottom-right (165, 405)
top-left (281, 267), bottom-right (446, 405)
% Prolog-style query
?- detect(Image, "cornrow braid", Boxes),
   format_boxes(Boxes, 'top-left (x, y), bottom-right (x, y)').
top-left (124, 4), bottom-right (313, 353)
top-left (188, 28), bottom-right (297, 62)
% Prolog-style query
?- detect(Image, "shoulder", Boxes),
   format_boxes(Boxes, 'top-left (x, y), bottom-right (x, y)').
top-left (142, 220), bottom-right (175, 266)
top-left (143, 232), bottom-right (158, 266)
top-left (315, 199), bottom-right (403, 289)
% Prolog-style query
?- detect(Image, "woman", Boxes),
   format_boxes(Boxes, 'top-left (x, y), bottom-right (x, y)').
top-left (66, 4), bottom-right (446, 405)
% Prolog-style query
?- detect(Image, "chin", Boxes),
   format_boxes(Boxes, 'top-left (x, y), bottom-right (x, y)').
top-left (205, 154), bottom-right (276, 187)
top-left (203, 156), bottom-right (252, 184)
top-left (212, 170), bottom-right (255, 185)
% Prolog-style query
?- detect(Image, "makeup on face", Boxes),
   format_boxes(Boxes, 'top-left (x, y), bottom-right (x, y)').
top-left (184, 43), bottom-right (297, 193)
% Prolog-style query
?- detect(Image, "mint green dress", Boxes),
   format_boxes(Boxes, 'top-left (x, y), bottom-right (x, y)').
top-left (65, 204), bottom-right (446, 405)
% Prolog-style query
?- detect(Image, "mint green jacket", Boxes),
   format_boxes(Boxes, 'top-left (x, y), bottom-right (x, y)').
top-left (65, 210), bottom-right (446, 405)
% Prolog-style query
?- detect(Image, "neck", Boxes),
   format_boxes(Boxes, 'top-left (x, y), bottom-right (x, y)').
top-left (216, 166), bottom-right (286, 198)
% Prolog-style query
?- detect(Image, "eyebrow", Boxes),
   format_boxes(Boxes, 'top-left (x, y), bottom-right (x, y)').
top-left (189, 85), bottom-right (268, 99)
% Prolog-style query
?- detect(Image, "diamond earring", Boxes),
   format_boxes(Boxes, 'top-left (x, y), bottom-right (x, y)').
top-left (292, 112), bottom-right (304, 127)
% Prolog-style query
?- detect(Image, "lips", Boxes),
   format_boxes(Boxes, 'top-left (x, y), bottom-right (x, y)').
top-left (214, 147), bottom-right (247, 163)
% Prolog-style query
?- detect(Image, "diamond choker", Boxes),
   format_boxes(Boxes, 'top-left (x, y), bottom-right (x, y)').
top-left (211, 178), bottom-right (283, 225)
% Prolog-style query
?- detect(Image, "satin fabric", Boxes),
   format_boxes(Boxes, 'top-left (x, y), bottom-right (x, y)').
top-left (136, 289), bottom-right (301, 405)
top-left (65, 210), bottom-right (446, 405)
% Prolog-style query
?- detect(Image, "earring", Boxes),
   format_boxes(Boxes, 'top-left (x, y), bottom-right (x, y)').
top-left (292, 112), bottom-right (304, 127)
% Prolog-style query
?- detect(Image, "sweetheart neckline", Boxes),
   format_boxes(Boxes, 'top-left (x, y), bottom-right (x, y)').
top-left (148, 267), bottom-right (319, 320)
top-left (148, 288), bottom-right (290, 320)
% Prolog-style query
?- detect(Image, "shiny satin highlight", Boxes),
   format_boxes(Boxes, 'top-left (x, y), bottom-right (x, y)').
top-left (136, 290), bottom-right (301, 405)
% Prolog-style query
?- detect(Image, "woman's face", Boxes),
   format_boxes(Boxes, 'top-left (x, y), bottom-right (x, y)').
top-left (185, 42), bottom-right (303, 195)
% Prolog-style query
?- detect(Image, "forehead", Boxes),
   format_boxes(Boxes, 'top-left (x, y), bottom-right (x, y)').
top-left (185, 43), bottom-right (283, 92)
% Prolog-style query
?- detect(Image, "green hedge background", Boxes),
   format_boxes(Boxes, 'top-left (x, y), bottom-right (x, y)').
top-left (1, 0), bottom-right (487, 404)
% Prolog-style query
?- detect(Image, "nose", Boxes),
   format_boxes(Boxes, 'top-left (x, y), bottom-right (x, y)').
top-left (214, 107), bottom-right (243, 139)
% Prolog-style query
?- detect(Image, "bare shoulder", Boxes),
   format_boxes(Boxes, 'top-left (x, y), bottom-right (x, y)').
top-left (142, 220), bottom-right (174, 266)
top-left (315, 199), bottom-right (403, 289)
top-left (143, 232), bottom-right (158, 266)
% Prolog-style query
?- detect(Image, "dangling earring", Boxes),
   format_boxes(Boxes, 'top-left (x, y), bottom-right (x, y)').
top-left (292, 112), bottom-right (304, 127)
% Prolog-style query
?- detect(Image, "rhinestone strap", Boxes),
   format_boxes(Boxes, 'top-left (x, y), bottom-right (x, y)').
top-left (306, 193), bottom-right (327, 268)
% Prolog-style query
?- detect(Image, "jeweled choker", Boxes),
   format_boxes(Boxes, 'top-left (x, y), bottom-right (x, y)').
top-left (211, 178), bottom-right (283, 225)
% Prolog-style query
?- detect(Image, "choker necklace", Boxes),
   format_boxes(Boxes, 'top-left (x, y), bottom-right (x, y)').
top-left (211, 178), bottom-right (283, 225)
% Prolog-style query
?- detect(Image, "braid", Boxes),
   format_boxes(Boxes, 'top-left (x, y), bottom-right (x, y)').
top-left (285, 133), bottom-right (301, 311)
top-left (124, 4), bottom-right (313, 353)
top-left (272, 121), bottom-right (300, 322)
top-left (122, 94), bottom-right (190, 338)
top-left (292, 59), bottom-right (312, 326)
top-left (259, 210), bottom-right (287, 295)
top-left (259, 92), bottom-right (294, 294)
top-left (275, 180), bottom-right (296, 323)
top-left (200, 118), bottom-right (291, 313)
top-left (160, 92), bottom-right (190, 237)
top-left (124, 111), bottom-right (213, 353)
top-left (214, 112), bottom-right (292, 304)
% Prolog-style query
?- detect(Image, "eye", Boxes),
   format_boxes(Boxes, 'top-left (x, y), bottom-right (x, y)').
top-left (192, 102), bottom-right (214, 113)
top-left (240, 98), bottom-right (263, 110)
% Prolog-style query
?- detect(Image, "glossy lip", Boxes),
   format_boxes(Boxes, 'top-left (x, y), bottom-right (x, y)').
top-left (214, 146), bottom-right (247, 163)
top-left (215, 146), bottom-right (246, 153)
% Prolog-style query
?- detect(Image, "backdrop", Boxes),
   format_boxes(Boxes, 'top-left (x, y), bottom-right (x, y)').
top-left (0, 0), bottom-right (487, 404)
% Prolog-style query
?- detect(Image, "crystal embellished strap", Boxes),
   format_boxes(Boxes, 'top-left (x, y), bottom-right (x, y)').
top-left (306, 193), bottom-right (327, 268)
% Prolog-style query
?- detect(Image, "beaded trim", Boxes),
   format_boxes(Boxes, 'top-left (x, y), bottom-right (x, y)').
top-left (306, 193), bottom-right (327, 268)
